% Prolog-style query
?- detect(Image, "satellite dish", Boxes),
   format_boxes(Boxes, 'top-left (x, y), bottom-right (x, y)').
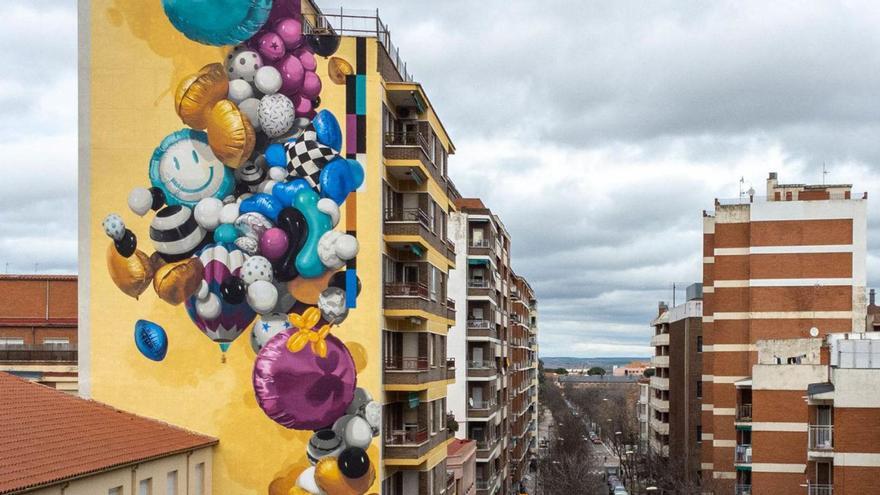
top-left (809, 327), bottom-right (819, 337)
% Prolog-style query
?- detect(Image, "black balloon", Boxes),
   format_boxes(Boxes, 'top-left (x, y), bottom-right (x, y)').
top-left (313, 96), bottom-right (321, 108)
top-left (337, 447), bottom-right (370, 479)
top-left (115, 229), bottom-right (137, 258)
top-left (234, 181), bottom-right (250, 197)
top-left (149, 187), bottom-right (166, 211)
top-left (305, 34), bottom-right (340, 57)
top-left (329, 271), bottom-right (361, 296)
top-left (220, 276), bottom-right (247, 304)
top-left (273, 207), bottom-right (309, 282)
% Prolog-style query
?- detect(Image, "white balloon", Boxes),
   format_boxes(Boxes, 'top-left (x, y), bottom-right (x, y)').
top-left (344, 415), bottom-right (374, 449)
top-left (251, 312), bottom-right (292, 351)
top-left (335, 234), bottom-right (359, 259)
top-left (196, 293), bottom-right (221, 320)
top-left (102, 213), bottom-right (126, 241)
top-left (363, 401), bottom-right (381, 435)
top-left (268, 166), bottom-right (287, 182)
top-left (258, 94), bottom-right (295, 138)
top-left (238, 97), bottom-right (261, 132)
top-left (246, 280), bottom-right (278, 314)
top-left (219, 202), bottom-right (240, 225)
top-left (196, 280), bottom-right (210, 300)
top-left (128, 188), bottom-right (153, 217)
top-left (296, 467), bottom-right (325, 495)
top-left (234, 235), bottom-right (259, 255)
top-left (258, 179), bottom-right (277, 194)
top-left (227, 79), bottom-right (254, 104)
top-left (241, 256), bottom-right (274, 285)
top-left (345, 387), bottom-right (373, 415)
top-left (194, 197), bottom-right (224, 231)
top-left (254, 66), bottom-right (282, 95)
top-left (317, 198), bottom-right (340, 226)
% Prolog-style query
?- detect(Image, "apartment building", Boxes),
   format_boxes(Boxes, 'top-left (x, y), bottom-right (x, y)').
top-left (701, 172), bottom-right (867, 494)
top-left (0, 275), bottom-right (77, 391)
top-left (649, 286), bottom-right (703, 486)
top-left (637, 378), bottom-right (652, 454)
top-left (446, 200), bottom-right (539, 495)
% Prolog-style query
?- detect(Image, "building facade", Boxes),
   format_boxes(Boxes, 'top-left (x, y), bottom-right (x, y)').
top-left (701, 173), bottom-right (867, 494)
top-left (446, 200), bottom-right (539, 495)
top-left (0, 275), bottom-right (77, 391)
top-left (649, 290), bottom-right (702, 486)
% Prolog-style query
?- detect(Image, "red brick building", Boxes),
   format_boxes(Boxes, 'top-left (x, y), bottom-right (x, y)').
top-left (0, 275), bottom-right (78, 391)
top-left (701, 173), bottom-right (869, 494)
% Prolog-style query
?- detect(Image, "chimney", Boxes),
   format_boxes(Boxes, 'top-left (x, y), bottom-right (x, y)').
top-left (871, 289), bottom-right (876, 306)
top-left (658, 301), bottom-right (668, 316)
top-left (767, 172), bottom-right (779, 197)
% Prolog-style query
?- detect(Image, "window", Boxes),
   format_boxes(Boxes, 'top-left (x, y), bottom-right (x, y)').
top-left (108, 487), bottom-right (122, 495)
top-left (194, 463), bottom-right (205, 495)
top-left (138, 478), bottom-right (152, 495)
top-left (0, 337), bottom-right (24, 347)
top-left (696, 336), bottom-right (703, 352)
top-left (43, 337), bottom-right (69, 348)
top-left (429, 267), bottom-right (438, 301)
top-left (428, 402), bottom-right (435, 434)
top-left (696, 380), bottom-right (703, 399)
top-left (696, 424), bottom-right (702, 443)
top-left (167, 470), bottom-right (178, 495)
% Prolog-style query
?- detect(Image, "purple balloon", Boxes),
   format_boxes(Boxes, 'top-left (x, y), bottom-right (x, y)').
top-left (275, 54), bottom-right (305, 96)
top-left (253, 329), bottom-right (356, 430)
top-left (260, 227), bottom-right (289, 261)
top-left (294, 47), bottom-right (316, 71)
top-left (268, 0), bottom-right (302, 24)
top-left (293, 95), bottom-right (314, 118)
top-left (300, 71), bottom-right (322, 99)
top-left (275, 18), bottom-right (303, 50)
top-left (258, 31), bottom-right (286, 62)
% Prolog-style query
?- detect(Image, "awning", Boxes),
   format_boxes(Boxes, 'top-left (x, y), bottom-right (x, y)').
top-left (807, 382), bottom-right (835, 396)
top-left (409, 245), bottom-right (423, 257)
top-left (468, 259), bottom-right (489, 266)
top-left (735, 424), bottom-right (752, 431)
top-left (408, 392), bottom-right (420, 409)
top-left (734, 378), bottom-right (752, 388)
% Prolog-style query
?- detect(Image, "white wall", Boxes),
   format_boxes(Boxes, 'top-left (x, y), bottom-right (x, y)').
top-left (447, 211), bottom-right (469, 438)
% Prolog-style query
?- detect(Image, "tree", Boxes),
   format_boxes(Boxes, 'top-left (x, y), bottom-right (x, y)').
top-left (553, 368), bottom-right (568, 375)
top-left (643, 368), bottom-right (656, 378)
top-left (586, 366), bottom-right (606, 376)
top-left (446, 413), bottom-right (459, 435)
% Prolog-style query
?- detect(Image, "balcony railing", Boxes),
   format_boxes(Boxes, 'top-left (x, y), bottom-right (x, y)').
top-left (735, 485), bottom-right (752, 495)
top-left (385, 131), bottom-right (430, 154)
top-left (808, 484), bottom-right (833, 495)
top-left (734, 444), bottom-right (752, 464)
top-left (384, 207), bottom-right (430, 228)
top-left (468, 279), bottom-right (490, 289)
top-left (0, 344), bottom-right (78, 362)
top-left (468, 360), bottom-right (495, 370)
top-left (469, 399), bottom-right (496, 410)
top-left (468, 319), bottom-right (491, 329)
top-left (385, 282), bottom-right (429, 298)
top-left (386, 427), bottom-right (429, 445)
top-left (736, 404), bottom-right (752, 422)
top-left (809, 425), bottom-right (834, 451)
top-left (446, 298), bottom-right (456, 311)
top-left (384, 356), bottom-right (428, 371)
top-left (470, 239), bottom-right (490, 248)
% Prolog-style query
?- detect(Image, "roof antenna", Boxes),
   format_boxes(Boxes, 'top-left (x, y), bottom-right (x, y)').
top-left (738, 176), bottom-right (745, 199)
top-left (822, 161), bottom-right (829, 185)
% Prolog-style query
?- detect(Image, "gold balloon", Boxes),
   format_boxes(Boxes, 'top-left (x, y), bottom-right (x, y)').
top-left (315, 457), bottom-right (375, 495)
top-left (175, 63), bottom-right (229, 130)
top-left (207, 99), bottom-right (256, 168)
top-left (152, 257), bottom-right (204, 305)
top-left (328, 57), bottom-right (353, 85)
top-left (288, 269), bottom-right (336, 306)
top-left (287, 488), bottom-right (311, 495)
top-left (107, 243), bottom-right (155, 299)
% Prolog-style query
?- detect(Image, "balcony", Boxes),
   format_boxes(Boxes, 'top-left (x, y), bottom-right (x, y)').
top-left (650, 332), bottom-right (670, 346)
top-left (383, 128), bottom-right (449, 191)
top-left (650, 417), bottom-right (669, 436)
top-left (468, 238), bottom-right (495, 260)
top-left (467, 320), bottom-right (497, 340)
top-left (650, 396), bottom-right (669, 413)
top-left (468, 360), bottom-right (498, 379)
top-left (651, 355), bottom-right (669, 367)
top-left (736, 404), bottom-right (752, 422)
top-left (0, 344), bottom-right (78, 363)
top-left (383, 355), bottom-right (451, 386)
top-left (808, 425), bottom-right (833, 453)
top-left (467, 279), bottom-right (497, 304)
top-left (735, 485), bottom-right (752, 495)
top-left (446, 358), bottom-right (455, 380)
top-left (734, 444), bottom-right (752, 464)
top-left (650, 376), bottom-right (669, 391)
top-left (384, 206), bottom-right (455, 263)
top-left (808, 484), bottom-right (833, 495)
top-left (384, 282), bottom-right (451, 320)
top-left (384, 427), bottom-right (448, 462)
top-left (468, 399), bottom-right (497, 419)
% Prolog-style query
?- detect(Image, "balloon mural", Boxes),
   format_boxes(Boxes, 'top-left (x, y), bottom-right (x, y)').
top-left (102, 2), bottom-right (376, 493)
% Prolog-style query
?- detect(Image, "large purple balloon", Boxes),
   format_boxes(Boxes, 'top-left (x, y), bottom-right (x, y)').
top-left (275, 18), bottom-right (303, 50)
top-left (257, 31), bottom-right (286, 62)
top-left (275, 54), bottom-right (305, 96)
top-left (253, 329), bottom-right (356, 430)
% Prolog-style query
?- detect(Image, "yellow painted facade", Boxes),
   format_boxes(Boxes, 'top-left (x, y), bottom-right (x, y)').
top-left (84, 3), bottom-right (393, 493)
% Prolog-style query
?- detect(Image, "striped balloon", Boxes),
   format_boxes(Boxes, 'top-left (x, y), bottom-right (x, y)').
top-left (185, 244), bottom-right (256, 351)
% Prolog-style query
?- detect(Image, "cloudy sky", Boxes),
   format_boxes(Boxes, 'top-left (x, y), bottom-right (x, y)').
top-left (8, 1), bottom-right (880, 357)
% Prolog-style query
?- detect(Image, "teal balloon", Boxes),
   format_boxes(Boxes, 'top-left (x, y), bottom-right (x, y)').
top-left (293, 188), bottom-right (332, 278)
top-left (162, 0), bottom-right (273, 46)
top-left (214, 223), bottom-right (240, 243)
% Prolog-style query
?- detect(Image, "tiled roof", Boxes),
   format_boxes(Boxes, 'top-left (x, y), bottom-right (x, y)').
top-left (0, 275), bottom-right (77, 281)
top-left (0, 373), bottom-right (217, 494)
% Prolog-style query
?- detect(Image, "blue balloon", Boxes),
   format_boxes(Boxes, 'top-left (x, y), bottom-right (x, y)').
top-left (272, 179), bottom-right (311, 207)
top-left (214, 223), bottom-right (240, 243)
top-left (319, 158), bottom-right (365, 205)
top-left (265, 143), bottom-right (287, 168)
top-left (135, 320), bottom-right (168, 361)
top-left (312, 110), bottom-right (343, 151)
top-left (162, 0), bottom-right (272, 46)
top-left (239, 193), bottom-right (283, 222)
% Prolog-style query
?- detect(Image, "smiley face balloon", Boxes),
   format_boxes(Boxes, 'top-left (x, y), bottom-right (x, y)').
top-left (149, 129), bottom-right (235, 208)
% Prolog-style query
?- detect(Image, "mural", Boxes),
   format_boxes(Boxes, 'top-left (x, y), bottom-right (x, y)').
top-left (98, 1), bottom-right (376, 493)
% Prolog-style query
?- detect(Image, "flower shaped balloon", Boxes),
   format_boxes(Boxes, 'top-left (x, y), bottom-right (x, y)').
top-left (287, 307), bottom-right (333, 357)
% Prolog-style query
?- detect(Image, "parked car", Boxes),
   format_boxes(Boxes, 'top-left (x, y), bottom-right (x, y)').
top-left (591, 436), bottom-right (602, 444)
top-left (613, 487), bottom-right (629, 495)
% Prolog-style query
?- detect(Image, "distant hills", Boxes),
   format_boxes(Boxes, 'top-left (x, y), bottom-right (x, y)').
top-left (541, 356), bottom-right (651, 371)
